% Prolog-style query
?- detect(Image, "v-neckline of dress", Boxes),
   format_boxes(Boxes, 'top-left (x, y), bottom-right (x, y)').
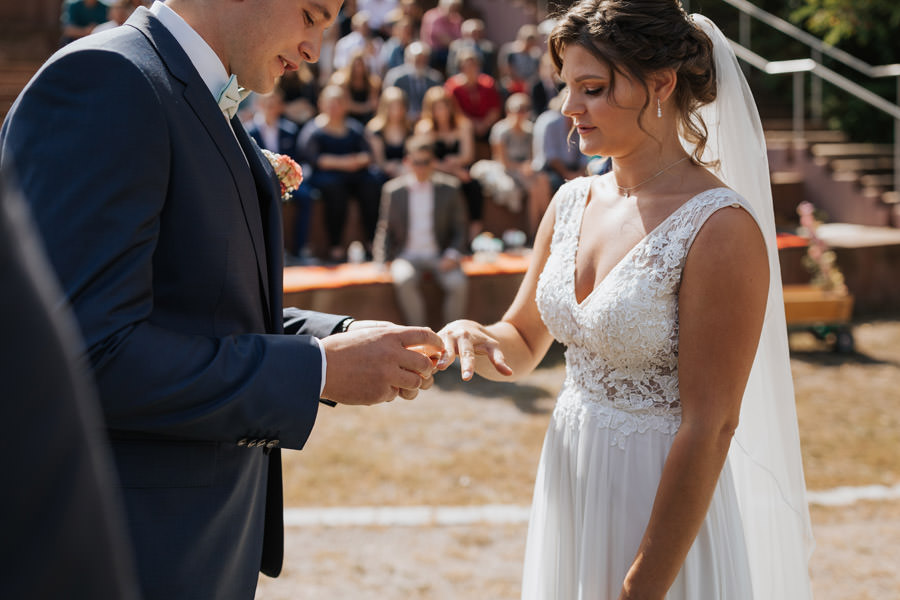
top-left (571, 184), bottom-right (727, 307)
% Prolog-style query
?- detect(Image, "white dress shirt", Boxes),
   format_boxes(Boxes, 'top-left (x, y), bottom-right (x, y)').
top-left (150, 2), bottom-right (230, 101)
top-left (401, 178), bottom-right (440, 261)
top-left (149, 1), bottom-right (329, 395)
top-left (253, 113), bottom-right (281, 152)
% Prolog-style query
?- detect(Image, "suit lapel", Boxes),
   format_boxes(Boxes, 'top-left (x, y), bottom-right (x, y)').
top-left (127, 9), bottom-right (275, 329)
top-left (233, 120), bottom-right (281, 330)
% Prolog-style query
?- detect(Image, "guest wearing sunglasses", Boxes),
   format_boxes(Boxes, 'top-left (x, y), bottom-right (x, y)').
top-left (374, 136), bottom-right (469, 327)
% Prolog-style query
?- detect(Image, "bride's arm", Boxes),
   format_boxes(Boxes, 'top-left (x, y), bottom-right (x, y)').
top-left (619, 207), bottom-right (769, 599)
top-left (436, 196), bottom-right (559, 382)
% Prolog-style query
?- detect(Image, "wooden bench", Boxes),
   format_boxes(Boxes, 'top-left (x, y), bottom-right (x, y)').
top-left (283, 252), bottom-right (531, 329)
top-left (280, 189), bottom-right (531, 261)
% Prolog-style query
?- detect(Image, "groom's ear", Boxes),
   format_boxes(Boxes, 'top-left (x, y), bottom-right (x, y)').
top-left (650, 68), bottom-right (678, 104)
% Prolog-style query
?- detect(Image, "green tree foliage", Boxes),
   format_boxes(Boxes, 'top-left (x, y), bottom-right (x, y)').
top-left (789, 0), bottom-right (900, 142)
top-left (791, 0), bottom-right (900, 63)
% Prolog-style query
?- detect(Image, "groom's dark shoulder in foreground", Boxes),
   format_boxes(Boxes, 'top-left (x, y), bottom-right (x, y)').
top-left (0, 160), bottom-right (141, 600)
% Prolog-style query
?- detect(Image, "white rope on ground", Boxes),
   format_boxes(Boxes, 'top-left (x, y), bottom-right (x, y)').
top-left (805, 483), bottom-right (900, 507)
top-left (283, 504), bottom-right (532, 527)
top-left (283, 484), bottom-right (900, 528)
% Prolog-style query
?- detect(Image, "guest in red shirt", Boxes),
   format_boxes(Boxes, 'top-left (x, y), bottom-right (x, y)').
top-left (444, 48), bottom-right (502, 141)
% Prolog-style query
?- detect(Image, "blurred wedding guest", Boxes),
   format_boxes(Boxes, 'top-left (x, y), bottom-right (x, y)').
top-left (357, 0), bottom-right (398, 38)
top-left (279, 64), bottom-right (320, 128)
top-left (330, 51), bottom-right (382, 126)
top-left (471, 93), bottom-right (535, 214)
top-left (0, 160), bottom-right (140, 600)
top-left (367, 86), bottom-right (413, 180)
top-left (529, 93), bottom-right (588, 236)
top-left (415, 86), bottom-right (483, 238)
top-left (385, 0), bottom-right (423, 36)
top-left (444, 48), bottom-right (502, 141)
top-left (530, 53), bottom-right (562, 117)
top-left (248, 88), bottom-right (301, 160)
top-left (299, 85), bottom-right (382, 261)
top-left (378, 16), bottom-right (415, 75)
top-left (446, 18), bottom-right (496, 78)
top-left (374, 136), bottom-right (468, 327)
top-left (384, 41), bottom-right (444, 121)
top-left (333, 10), bottom-right (382, 72)
top-left (92, 0), bottom-right (134, 34)
top-left (247, 87), bottom-right (312, 260)
top-left (60, 0), bottom-right (108, 45)
top-left (420, 0), bottom-right (464, 74)
top-left (336, 0), bottom-right (358, 38)
top-left (498, 24), bottom-right (543, 96)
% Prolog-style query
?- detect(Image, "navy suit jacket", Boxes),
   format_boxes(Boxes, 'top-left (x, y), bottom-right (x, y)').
top-left (1, 8), bottom-right (345, 599)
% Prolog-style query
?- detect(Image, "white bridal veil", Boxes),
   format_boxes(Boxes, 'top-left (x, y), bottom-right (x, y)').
top-left (688, 14), bottom-right (815, 599)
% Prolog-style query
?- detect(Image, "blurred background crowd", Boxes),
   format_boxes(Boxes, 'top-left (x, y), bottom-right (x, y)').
top-left (57, 0), bottom-right (611, 266)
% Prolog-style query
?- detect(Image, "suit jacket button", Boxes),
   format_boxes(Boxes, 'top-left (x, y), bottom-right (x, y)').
top-left (266, 440), bottom-right (279, 448)
top-left (237, 438), bottom-right (249, 447)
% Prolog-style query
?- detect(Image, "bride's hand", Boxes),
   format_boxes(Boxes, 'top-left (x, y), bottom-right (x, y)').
top-left (436, 320), bottom-right (513, 381)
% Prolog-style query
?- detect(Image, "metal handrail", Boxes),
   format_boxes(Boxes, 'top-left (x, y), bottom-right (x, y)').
top-left (729, 39), bottom-right (900, 192)
top-left (731, 45), bottom-right (900, 122)
top-left (718, 0), bottom-right (900, 79)
top-left (695, 0), bottom-right (900, 193)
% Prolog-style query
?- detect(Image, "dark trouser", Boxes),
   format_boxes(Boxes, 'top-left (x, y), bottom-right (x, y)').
top-left (461, 178), bottom-right (483, 221)
top-left (308, 169), bottom-right (383, 248)
top-left (289, 183), bottom-right (315, 255)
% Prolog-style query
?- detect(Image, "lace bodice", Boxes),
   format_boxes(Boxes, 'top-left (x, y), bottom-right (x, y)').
top-left (536, 177), bottom-right (750, 446)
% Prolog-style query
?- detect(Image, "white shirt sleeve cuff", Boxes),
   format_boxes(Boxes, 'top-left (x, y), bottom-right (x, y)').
top-left (315, 337), bottom-right (327, 397)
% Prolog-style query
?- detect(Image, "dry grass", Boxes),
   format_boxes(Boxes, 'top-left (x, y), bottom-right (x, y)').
top-left (264, 319), bottom-right (900, 600)
top-left (283, 319), bottom-right (900, 506)
top-left (791, 320), bottom-right (900, 490)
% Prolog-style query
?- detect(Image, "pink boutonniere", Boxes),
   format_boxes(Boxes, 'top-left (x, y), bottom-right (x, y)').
top-left (261, 149), bottom-right (304, 201)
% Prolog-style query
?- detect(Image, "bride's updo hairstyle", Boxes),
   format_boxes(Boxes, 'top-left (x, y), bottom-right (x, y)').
top-left (548, 0), bottom-right (717, 166)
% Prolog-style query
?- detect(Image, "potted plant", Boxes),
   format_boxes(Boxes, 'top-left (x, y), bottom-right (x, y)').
top-left (782, 201), bottom-right (855, 352)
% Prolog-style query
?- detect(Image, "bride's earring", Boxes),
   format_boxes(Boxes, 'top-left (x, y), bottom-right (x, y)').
top-left (657, 98), bottom-right (662, 118)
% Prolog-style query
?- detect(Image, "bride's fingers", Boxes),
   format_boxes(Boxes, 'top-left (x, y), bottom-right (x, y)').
top-left (456, 337), bottom-right (478, 381)
top-left (435, 334), bottom-right (457, 369)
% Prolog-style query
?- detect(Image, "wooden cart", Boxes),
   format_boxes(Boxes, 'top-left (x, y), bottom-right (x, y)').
top-left (782, 284), bottom-right (855, 353)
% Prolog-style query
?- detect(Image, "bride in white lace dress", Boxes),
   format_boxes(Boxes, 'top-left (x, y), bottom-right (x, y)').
top-left (436, 1), bottom-right (814, 598)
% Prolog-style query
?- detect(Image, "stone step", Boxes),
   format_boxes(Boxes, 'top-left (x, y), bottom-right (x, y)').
top-left (826, 157), bottom-right (895, 174)
top-left (810, 143), bottom-right (894, 159)
top-left (765, 129), bottom-right (847, 144)
top-left (770, 170), bottom-right (805, 228)
top-left (859, 173), bottom-right (895, 190)
top-left (760, 118), bottom-right (827, 131)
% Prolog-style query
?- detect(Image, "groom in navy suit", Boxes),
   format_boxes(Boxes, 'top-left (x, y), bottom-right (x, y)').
top-left (0, 0), bottom-right (441, 598)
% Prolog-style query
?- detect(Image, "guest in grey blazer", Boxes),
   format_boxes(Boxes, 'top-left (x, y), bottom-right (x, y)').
top-left (375, 136), bottom-right (469, 327)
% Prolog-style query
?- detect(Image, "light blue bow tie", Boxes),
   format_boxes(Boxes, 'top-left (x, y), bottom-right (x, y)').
top-left (217, 74), bottom-right (252, 120)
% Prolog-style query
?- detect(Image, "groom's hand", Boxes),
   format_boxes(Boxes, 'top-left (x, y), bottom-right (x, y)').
top-left (319, 325), bottom-right (443, 405)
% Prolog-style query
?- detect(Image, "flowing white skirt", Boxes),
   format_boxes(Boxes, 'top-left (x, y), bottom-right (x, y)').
top-left (521, 389), bottom-right (753, 600)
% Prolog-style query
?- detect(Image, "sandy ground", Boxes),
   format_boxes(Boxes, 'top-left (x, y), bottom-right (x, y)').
top-left (256, 500), bottom-right (900, 599)
top-left (257, 320), bottom-right (900, 598)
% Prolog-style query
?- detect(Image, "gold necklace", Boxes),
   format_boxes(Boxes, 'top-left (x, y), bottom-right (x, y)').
top-left (616, 157), bottom-right (689, 198)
